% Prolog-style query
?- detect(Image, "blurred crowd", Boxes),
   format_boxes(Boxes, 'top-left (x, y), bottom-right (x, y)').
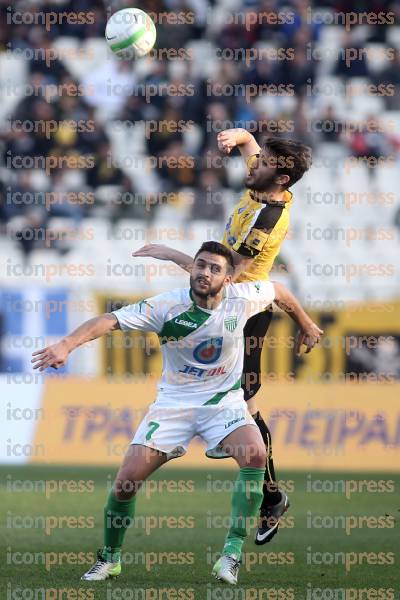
top-left (0, 0), bottom-right (399, 255)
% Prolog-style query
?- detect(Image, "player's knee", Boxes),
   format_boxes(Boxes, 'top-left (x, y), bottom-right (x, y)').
top-left (247, 397), bottom-right (259, 416)
top-left (113, 475), bottom-right (141, 500)
top-left (247, 442), bottom-right (267, 468)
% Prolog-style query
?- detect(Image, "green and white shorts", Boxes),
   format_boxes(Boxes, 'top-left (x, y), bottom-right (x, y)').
top-left (131, 390), bottom-right (256, 460)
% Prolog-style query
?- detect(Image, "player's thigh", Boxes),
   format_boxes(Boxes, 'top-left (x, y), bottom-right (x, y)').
top-left (114, 444), bottom-right (167, 499)
top-left (198, 394), bottom-right (254, 456)
top-left (132, 404), bottom-right (194, 457)
top-left (242, 309), bottom-right (273, 403)
top-left (243, 308), bottom-right (273, 359)
top-left (222, 423), bottom-right (266, 468)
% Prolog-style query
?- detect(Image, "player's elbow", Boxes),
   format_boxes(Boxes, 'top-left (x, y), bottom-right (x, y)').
top-left (103, 313), bottom-right (120, 331)
top-left (232, 254), bottom-right (254, 281)
top-left (271, 281), bottom-right (286, 303)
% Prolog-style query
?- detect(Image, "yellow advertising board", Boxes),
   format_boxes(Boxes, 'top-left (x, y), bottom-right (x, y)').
top-left (31, 379), bottom-right (400, 471)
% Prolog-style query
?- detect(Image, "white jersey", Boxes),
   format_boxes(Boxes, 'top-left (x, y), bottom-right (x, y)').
top-left (112, 281), bottom-right (275, 407)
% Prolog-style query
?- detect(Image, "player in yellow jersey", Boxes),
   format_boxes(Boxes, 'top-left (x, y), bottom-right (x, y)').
top-left (133, 129), bottom-right (312, 545)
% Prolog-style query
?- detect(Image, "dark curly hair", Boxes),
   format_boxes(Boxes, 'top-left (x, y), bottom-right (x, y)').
top-left (194, 241), bottom-right (234, 273)
top-left (261, 137), bottom-right (312, 188)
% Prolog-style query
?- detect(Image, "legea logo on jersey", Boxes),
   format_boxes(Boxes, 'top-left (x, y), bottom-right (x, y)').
top-left (193, 338), bottom-right (223, 364)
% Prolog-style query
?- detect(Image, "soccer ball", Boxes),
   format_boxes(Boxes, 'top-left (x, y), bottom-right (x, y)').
top-left (105, 8), bottom-right (156, 59)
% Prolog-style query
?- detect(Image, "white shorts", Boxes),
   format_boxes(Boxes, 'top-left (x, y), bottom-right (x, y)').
top-left (131, 390), bottom-right (256, 460)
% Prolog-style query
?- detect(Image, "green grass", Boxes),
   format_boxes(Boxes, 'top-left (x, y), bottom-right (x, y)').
top-left (1, 465), bottom-right (399, 599)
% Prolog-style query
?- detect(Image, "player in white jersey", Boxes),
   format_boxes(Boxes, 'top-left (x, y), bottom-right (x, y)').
top-left (32, 242), bottom-right (322, 585)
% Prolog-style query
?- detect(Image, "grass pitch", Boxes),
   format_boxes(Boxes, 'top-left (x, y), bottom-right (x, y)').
top-left (1, 465), bottom-right (399, 600)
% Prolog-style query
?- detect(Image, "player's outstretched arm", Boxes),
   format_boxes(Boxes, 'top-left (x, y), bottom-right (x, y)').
top-left (132, 244), bottom-right (193, 273)
top-left (272, 282), bottom-right (323, 355)
top-left (31, 314), bottom-right (119, 371)
top-left (217, 128), bottom-right (261, 161)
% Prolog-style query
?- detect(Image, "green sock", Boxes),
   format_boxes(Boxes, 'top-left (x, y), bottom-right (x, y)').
top-left (222, 467), bottom-right (264, 560)
top-left (102, 491), bottom-right (136, 562)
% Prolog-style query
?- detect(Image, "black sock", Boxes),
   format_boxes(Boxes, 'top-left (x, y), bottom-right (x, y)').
top-left (252, 411), bottom-right (282, 508)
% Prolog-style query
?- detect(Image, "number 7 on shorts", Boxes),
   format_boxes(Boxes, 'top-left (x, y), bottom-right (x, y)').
top-left (145, 421), bottom-right (160, 440)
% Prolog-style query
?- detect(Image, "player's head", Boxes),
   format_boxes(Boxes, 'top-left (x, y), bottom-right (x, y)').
top-left (191, 241), bottom-right (234, 299)
top-left (245, 137), bottom-right (312, 191)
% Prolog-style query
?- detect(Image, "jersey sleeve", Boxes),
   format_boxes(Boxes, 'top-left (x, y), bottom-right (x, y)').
top-left (112, 294), bottom-right (167, 333)
top-left (233, 204), bottom-right (287, 258)
top-left (229, 281), bottom-right (276, 317)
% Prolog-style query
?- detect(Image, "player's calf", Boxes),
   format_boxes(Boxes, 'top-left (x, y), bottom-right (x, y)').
top-left (82, 444), bottom-right (166, 581)
top-left (213, 425), bottom-right (266, 579)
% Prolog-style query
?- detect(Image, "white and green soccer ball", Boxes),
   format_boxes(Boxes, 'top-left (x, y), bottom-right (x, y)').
top-left (105, 8), bottom-right (156, 59)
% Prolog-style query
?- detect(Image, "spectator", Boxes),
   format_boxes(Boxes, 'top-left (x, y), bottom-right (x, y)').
top-left (189, 169), bottom-right (226, 221)
top-left (334, 33), bottom-right (370, 79)
top-left (373, 48), bottom-right (400, 111)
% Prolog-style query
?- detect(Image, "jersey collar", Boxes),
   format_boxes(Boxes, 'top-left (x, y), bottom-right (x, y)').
top-left (249, 189), bottom-right (292, 206)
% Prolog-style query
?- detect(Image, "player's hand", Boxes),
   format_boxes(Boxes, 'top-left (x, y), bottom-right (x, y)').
top-left (217, 131), bottom-right (237, 155)
top-left (31, 339), bottom-right (70, 371)
top-left (295, 322), bottom-right (323, 356)
top-left (132, 244), bottom-right (170, 260)
top-left (217, 129), bottom-right (252, 154)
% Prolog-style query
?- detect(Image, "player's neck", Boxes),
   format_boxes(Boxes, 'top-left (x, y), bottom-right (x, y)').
top-left (191, 290), bottom-right (224, 311)
top-left (250, 188), bottom-right (287, 204)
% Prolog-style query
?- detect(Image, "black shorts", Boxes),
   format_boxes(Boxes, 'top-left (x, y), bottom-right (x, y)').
top-left (241, 307), bottom-right (273, 402)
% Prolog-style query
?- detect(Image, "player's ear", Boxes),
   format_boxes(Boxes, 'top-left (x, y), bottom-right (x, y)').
top-left (276, 174), bottom-right (290, 186)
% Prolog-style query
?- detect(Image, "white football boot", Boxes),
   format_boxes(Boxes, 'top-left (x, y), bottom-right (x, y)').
top-left (81, 550), bottom-right (121, 581)
top-left (212, 554), bottom-right (241, 584)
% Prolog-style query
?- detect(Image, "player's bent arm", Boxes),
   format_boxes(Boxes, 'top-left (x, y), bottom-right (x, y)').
top-left (272, 282), bottom-right (311, 328)
top-left (230, 249), bottom-right (255, 281)
top-left (132, 244), bottom-right (193, 273)
top-left (31, 314), bottom-right (119, 371)
top-left (272, 282), bottom-right (324, 355)
top-left (135, 243), bottom-right (253, 280)
top-left (217, 128), bottom-right (261, 161)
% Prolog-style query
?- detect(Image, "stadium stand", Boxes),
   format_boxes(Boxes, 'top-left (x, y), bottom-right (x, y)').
top-left (0, 0), bottom-right (399, 303)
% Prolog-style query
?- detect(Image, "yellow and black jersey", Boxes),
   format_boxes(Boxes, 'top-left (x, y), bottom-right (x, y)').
top-left (221, 154), bottom-right (292, 283)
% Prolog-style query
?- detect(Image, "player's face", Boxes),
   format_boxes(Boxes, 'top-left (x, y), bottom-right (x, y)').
top-left (190, 252), bottom-right (231, 299)
top-left (245, 151), bottom-right (280, 191)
